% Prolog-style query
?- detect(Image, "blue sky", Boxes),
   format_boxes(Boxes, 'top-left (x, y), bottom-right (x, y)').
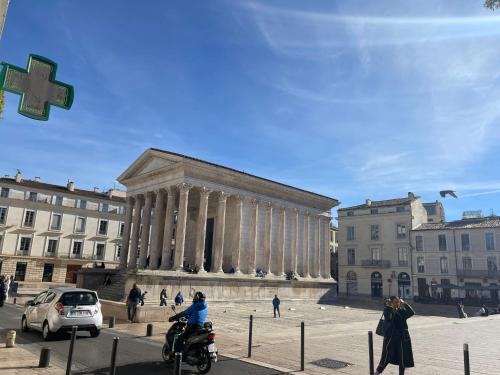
top-left (1, 0), bottom-right (500, 222)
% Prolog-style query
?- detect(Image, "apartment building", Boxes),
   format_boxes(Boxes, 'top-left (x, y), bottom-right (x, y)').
top-left (411, 216), bottom-right (500, 304)
top-left (338, 193), bottom-right (434, 298)
top-left (0, 171), bottom-right (126, 283)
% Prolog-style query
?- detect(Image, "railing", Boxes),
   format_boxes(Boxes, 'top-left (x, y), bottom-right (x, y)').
top-left (16, 250), bottom-right (29, 256)
top-left (361, 259), bottom-right (391, 268)
top-left (93, 254), bottom-right (104, 261)
top-left (398, 260), bottom-right (409, 267)
top-left (70, 253), bottom-right (83, 259)
top-left (457, 269), bottom-right (500, 278)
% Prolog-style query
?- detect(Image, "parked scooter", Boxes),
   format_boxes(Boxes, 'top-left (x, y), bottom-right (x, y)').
top-left (162, 306), bottom-right (218, 374)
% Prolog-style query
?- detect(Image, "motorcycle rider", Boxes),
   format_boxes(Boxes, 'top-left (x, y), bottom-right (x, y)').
top-left (169, 291), bottom-right (208, 353)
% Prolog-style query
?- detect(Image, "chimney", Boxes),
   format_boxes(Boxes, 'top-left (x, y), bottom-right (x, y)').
top-left (34, 176), bottom-right (41, 183)
top-left (365, 198), bottom-right (372, 206)
top-left (408, 192), bottom-right (415, 200)
top-left (67, 180), bottom-right (75, 192)
top-left (93, 187), bottom-right (100, 193)
top-left (15, 169), bottom-right (22, 183)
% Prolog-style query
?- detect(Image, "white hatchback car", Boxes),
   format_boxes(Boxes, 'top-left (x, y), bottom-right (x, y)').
top-left (22, 287), bottom-right (103, 340)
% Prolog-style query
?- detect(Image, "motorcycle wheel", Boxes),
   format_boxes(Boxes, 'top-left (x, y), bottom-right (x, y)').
top-left (196, 349), bottom-right (212, 374)
top-left (162, 344), bottom-right (174, 363)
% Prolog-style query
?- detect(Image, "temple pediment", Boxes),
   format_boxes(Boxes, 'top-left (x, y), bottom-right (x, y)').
top-left (117, 149), bottom-right (183, 183)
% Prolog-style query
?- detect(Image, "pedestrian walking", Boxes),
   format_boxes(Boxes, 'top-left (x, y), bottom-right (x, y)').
top-left (127, 283), bottom-right (142, 322)
top-left (375, 296), bottom-right (415, 375)
top-left (0, 276), bottom-right (7, 307)
top-left (160, 288), bottom-right (168, 306)
top-left (175, 291), bottom-right (184, 306)
top-left (272, 294), bottom-right (281, 318)
top-left (4, 275), bottom-right (10, 300)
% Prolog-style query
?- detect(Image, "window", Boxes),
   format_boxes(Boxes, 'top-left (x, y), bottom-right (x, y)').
top-left (51, 214), bottom-right (62, 230)
top-left (415, 235), bottom-right (423, 251)
top-left (370, 225), bottom-right (379, 240)
top-left (28, 191), bottom-right (38, 201)
top-left (425, 205), bottom-right (437, 215)
top-left (440, 257), bottom-right (449, 274)
top-left (44, 291), bottom-right (56, 303)
top-left (347, 248), bottom-right (355, 265)
top-left (96, 243), bottom-right (105, 256)
top-left (346, 211), bottom-right (354, 216)
top-left (19, 237), bottom-right (31, 252)
top-left (47, 239), bottom-right (58, 254)
top-left (398, 247), bottom-right (408, 266)
top-left (396, 224), bottom-right (407, 239)
top-left (72, 241), bottom-right (82, 255)
top-left (487, 256), bottom-right (498, 271)
top-left (438, 234), bottom-right (447, 251)
top-left (461, 234), bottom-right (470, 251)
top-left (396, 206), bottom-right (405, 213)
top-left (100, 203), bottom-right (109, 212)
top-left (24, 210), bottom-right (35, 227)
top-left (60, 291), bottom-right (97, 306)
top-left (55, 196), bottom-right (63, 206)
top-left (0, 187), bottom-right (9, 198)
top-left (98, 220), bottom-right (108, 235)
top-left (370, 208), bottom-right (378, 215)
top-left (116, 244), bottom-right (122, 260)
top-left (417, 256), bottom-right (425, 273)
top-left (119, 222), bottom-right (125, 237)
top-left (75, 217), bottom-right (86, 233)
top-left (371, 247), bottom-right (381, 261)
top-left (347, 226), bottom-right (355, 241)
top-left (486, 233), bottom-right (495, 251)
top-left (78, 200), bottom-right (87, 209)
top-left (462, 257), bottom-right (472, 271)
top-left (0, 207), bottom-right (7, 224)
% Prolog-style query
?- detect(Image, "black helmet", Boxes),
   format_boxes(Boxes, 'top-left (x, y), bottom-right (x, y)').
top-left (193, 291), bottom-right (206, 303)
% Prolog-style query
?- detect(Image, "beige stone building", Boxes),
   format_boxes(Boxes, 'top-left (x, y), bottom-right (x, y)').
top-left (337, 193), bottom-right (433, 298)
top-left (0, 171), bottom-right (126, 283)
top-left (411, 216), bottom-right (500, 303)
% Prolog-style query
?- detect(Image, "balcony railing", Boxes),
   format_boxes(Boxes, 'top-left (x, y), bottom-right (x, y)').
top-left (361, 259), bottom-right (391, 268)
top-left (16, 250), bottom-right (29, 256)
top-left (92, 254), bottom-right (104, 261)
top-left (398, 260), bottom-right (409, 267)
top-left (457, 269), bottom-right (500, 278)
top-left (70, 253), bottom-right (83, 259)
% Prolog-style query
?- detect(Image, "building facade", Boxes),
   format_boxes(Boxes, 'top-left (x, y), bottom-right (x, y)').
top-left (0, 172), bottom-right (126, 283)
top-left (116, 148), bottom-right (338, 279)
top-left (337, 193), bottom-right (431, 298)
top-left (411, 217), bottom-right (500, 304)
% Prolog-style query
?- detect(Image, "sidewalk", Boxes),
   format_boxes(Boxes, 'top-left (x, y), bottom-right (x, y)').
top-left (0, 343), bottom-right (65, 375)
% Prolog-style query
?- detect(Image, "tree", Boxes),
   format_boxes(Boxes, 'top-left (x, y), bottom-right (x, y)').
top-left (0, 90), bottom-right (4, 119)
top-left (485, 0), bottom-right (500, 10)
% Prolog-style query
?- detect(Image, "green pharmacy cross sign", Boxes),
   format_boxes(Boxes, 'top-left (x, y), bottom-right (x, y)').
top-left (0, 54), bottom-right (74, 121)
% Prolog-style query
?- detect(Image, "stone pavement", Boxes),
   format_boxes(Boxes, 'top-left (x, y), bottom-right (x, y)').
top-left (108, 300), bottom-right (500, 375)
top-left (0, 343), bottom-right (64, 375)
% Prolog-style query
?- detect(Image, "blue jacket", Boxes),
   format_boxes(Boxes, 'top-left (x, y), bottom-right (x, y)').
top-left (179, 301), bottom-right (208, 326)
top-left (272, 297), bottom-right (280, 307)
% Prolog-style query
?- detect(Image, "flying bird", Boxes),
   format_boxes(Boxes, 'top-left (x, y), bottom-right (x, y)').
top-left (440, 190), bottom-right (458, 198)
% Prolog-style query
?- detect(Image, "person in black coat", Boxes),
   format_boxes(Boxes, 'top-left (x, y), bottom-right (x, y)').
top-left (375, 296), bottom-right (415, 375)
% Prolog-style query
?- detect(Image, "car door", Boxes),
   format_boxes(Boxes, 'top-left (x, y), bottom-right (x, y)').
top-left (29, 291), bottom-right (48, 329)
top-left (37, 292), bottom-right (56, 325)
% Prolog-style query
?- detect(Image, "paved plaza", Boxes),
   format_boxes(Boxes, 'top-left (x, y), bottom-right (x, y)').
top-left (109, 299), bottom-right (499, 375)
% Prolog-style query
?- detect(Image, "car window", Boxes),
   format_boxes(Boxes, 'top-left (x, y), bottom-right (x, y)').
top-left (44, 292), bottom-right (57, 304)
top-left (59, 291), bottom-right (98, 306)
top-left (34, 292), bottom-right (48, 304)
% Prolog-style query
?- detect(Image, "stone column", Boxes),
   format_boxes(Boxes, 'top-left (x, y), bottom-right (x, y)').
top-left (173, 183), bottom-right (191, 271)
top-left (195, 187), bottom-right (211, 272)
top-left (148, 189), bottom-right (165, 270)
top-left (291, 208), bottom-right (299, 276)
top-left (231, 195), bottom-right (244, 274)
top-left (138, 192), bottom-right (154, 269)
top-left (263, 202), bottom-right (273, 275)
top-left (314, 216), bottom-right (321, 278)
top-left (248, 199), bottom-right (259, 274)
top-left (212, 191), bottom-right (229, 273)
top-left (277, 206), bottom-right (286, 277)
top-left (160, 186), bottom-right (175, 270)
top-left (323, 218), bottom-right (331, 278)
top-left (302, 212), bottom-right (310, 277)
top-left (128, 195), bottom-right (143, 269)
top-left (119, 196), bottom-right (134, 269)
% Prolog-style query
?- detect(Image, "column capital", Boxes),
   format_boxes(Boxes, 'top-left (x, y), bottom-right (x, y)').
top-left (234, 194), bottom-right (244, 204)
top-left (199, 186), bottom-right (212, 197)
top-left (126, 195), bottom-right (135, 204)
top-left (292, 207), bottom-right (299, 214)
top-left (177, 182), bottom-right (192, 193)
top-left (217, 191), bottom-right (230, 202)
top-left (134, 194), bottom-right (145, 203)
top-left (249, 198), bottom-right (259, 206)
top-left (145, 191), bottom-right (155, 200)
top-left (264, 201), bottom-right (273, 209)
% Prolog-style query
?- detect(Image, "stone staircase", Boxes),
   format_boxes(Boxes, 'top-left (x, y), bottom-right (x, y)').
top-left (94, 271), bottom-right (128, 302)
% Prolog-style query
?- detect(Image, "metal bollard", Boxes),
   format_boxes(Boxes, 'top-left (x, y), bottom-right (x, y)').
top-left (13, 297), bottom-right (17, 305)
top-left (5, 330), bottom-right (16, 347)
top-left (109, 337), bottom-right (119, 375)
top-left (66, 326), bottom-right (77, 375)
top-left (248, 315), bottom-right (253, 358)
top-left (368, 331), bottom-right (374, 375)
top-left (108, 316), bottom-right (115, 329)
top-left (174, 352), bottom-right (182, 375)
top-left (300, 321), bottom-right (305, 371)
top-left (39, 347), bottom-right (51, 368)
top-left (463, 343), bottom-right (470, 375)
top-left (146, 323), bottom-right (153, 337)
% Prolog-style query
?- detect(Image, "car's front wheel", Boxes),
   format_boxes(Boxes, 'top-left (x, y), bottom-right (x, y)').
top-left (21, 316), bottom-right (29, 332)
top-left (42, 321), bottom-right (53, 341)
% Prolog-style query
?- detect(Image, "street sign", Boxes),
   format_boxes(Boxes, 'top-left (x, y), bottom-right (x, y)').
top-left (0, 54), bottom-right (74, 121)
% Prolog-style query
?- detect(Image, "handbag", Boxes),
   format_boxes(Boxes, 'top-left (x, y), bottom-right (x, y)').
top-left (375, 312), bottom-right (386, 336)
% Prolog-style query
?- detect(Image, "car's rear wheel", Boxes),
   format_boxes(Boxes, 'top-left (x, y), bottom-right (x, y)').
top-left (21, 316), bottom-right (29, 332)
top-left (42, 321), bottom-right (53, 341)
top-left (90, 328), bottom-right (100, 338)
